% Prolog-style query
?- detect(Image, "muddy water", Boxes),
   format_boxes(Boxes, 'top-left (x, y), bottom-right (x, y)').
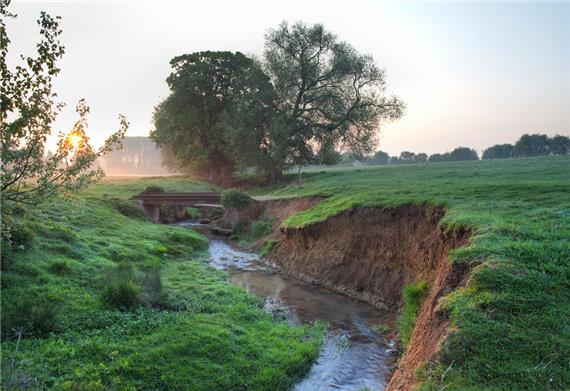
top-left (179, 221), bottom-right (396, 390)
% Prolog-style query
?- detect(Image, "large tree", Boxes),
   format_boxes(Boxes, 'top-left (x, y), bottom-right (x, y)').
top-left (1, 1), bottom-right (127, 206)
top-left (151, 51), bottom-right (272, 184)
top-left (513, 134), bottom-right (550, 157)
top-left (549, 135), bottom-right (570, 155)
top-left (482, 143), bottom-right (514, 160)
top-left (262, 21), bottom-right (404, 182)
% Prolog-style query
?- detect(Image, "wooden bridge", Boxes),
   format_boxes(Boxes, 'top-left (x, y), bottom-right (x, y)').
top-left (135, 192), bottom-right (222, 222)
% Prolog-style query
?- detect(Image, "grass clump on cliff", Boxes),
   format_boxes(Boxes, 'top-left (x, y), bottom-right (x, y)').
top-left (398, 281), bottom-right (429, 347)
top-left (260, 239), bottom-right (278, 257)
top-left (1, 177), bottom-right (323, 390)
top-left (260, 155), bottom-right (570, 390)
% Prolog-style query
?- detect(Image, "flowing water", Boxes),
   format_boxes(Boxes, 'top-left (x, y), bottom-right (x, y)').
top-left (179, 221), bottom-right (396, 390)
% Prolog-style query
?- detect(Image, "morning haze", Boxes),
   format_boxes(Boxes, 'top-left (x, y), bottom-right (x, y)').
top-left (8, 0), bottom-right (569, 155)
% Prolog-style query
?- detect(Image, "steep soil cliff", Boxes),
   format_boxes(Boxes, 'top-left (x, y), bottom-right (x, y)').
top-left (267, 204), bottom-right (471, 390)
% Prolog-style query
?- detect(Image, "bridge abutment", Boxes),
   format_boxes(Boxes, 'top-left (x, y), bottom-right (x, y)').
top-left (175, 205), bottom-right (186, 220)
top-left (143, 204), bottom-right (160, 223)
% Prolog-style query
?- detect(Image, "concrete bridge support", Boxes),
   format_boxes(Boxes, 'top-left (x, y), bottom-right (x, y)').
top-left (143, 204), bottom-right (160, 223)
top-left (175, 205), bottom-right (186, 220)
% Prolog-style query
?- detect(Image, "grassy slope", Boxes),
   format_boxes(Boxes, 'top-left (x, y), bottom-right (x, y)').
top-left (1, 177), bottom-right (323, 390)
top-left (261, 156), bottom-right (570, 390)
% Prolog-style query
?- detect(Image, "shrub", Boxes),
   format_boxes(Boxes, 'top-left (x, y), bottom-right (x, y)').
top-left (103, 280), bottom-right (141, 311)
top-left (260, 240), bottom-right (277, 257)
top-left (102, 264), bottom-right (142, 310)
top-left (398, 281), bottom-right (430, 347)
top-left (2, 296), bottom-right (61, 338)
top-left (101, 263), bottom-right (169, 310)
top-left (10, 223), bottom-right (36, 249)
top-left (221, 189), bottom-right (252, 211)
top-left (1, 237), bottom-right (15, 271)
top-left (1, 218), bottom-right (35, 271)
top-left (48, 259), bottom-right (71, 275)
top-left (141, 185), bottom-right (165, 194)
top-left (112, 199), bottom-right (148, 220)
top-left (251, 219), bottom-right (273, 239)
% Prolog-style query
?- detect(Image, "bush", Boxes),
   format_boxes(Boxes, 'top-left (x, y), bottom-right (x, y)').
top-left (398, 281), bottom-right (430, 347)
top-left (2, 296), bottom-right (61, 338)
top-left (103, 279), bottom-right (141, 311)
top-left (112, 199), bottom-right (148, 220)
top-left (141, 186), bottom-right (165, 194)
top-left (251, 219), bottom-right (273, 239)
top-left (48, 259), bottom-right (71, 275)
top-left (10, 223), bottom-right (36, 249)
top-left (1, 237), bottom-right (15, 271)
top-left (102, 264), bottom-right (142, 310)
top-left (221, 189), bottom-right (252, 211)
top-left (1, 218), bottom-right (36, 271)
top-left (101, 264), bottom-right (168, 310)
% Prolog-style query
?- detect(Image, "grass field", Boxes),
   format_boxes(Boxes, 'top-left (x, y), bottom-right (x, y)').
top-left (260, 155), bottom-right (570, 390)
top-left (1, 178), bottom-right (323, 390)
top-left (2, 156), bottom-right (568, 390)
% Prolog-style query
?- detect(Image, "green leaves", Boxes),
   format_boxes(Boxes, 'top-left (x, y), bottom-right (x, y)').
top-left (152, 51), bottom-right (273, 183)
top-left (1, 3), bottom-right (128, 207)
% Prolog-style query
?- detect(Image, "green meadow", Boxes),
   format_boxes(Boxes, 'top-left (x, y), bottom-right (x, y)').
top-left (262, 155), bottom-right (570, 390)
top-left (2, 155), bottom-right (568, 390)
top-left (1, 178), bottom-right (323, 390)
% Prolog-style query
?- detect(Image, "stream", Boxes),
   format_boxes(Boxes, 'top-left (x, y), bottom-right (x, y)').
top-left (179, 221), bottom-right (396, 390)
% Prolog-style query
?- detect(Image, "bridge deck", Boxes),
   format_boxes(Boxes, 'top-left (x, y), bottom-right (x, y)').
top-left (135, 192), bottom-right (222, 207)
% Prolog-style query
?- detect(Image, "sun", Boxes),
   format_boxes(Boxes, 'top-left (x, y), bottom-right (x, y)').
top-left (67, 132), bottom-right (83, 150)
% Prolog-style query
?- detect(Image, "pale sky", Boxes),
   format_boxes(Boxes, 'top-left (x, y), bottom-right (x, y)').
top-left (7, 0), bottom-right (570, 156)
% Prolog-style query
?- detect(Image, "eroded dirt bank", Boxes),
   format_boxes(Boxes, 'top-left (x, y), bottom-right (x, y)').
top-left (263, 203), bottom-right (470, 391)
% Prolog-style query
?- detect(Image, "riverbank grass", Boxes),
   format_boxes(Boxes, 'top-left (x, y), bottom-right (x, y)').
top-left (261, 155), bottom-right (570, 390)
top-left (398, 281), bottom-right (430, 348)
top-left (1, 177), bottom-right (323, 390)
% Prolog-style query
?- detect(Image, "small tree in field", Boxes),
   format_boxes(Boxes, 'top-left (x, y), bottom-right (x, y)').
top-left (1, 1), bottom-right (128, 207)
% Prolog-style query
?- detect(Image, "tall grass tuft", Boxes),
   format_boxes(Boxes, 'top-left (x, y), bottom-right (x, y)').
top-left (399, 281), bottom-right (430, 347)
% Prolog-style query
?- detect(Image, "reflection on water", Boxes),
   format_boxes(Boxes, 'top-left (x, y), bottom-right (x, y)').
top-left (177, 220), bottom-right (396, 391)
top-left (227, 267), bottom-right (395, 391)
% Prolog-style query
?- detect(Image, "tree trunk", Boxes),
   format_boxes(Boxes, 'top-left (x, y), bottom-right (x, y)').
top-left (208, 166), bottom-right (220, 185)
top-left (270, 168), bottom-right (283, 184)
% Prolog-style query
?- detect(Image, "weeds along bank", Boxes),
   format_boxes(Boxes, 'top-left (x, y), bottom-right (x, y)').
top-left (253, 156), bottom-right (570, 391)
top-left (0, 178), bottom-right (323, 390)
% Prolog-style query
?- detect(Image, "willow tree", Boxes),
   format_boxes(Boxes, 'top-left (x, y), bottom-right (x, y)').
top-left (0, 1), bottom-right (128, 206)
top-left (263, 21), bottom-right (405, 182)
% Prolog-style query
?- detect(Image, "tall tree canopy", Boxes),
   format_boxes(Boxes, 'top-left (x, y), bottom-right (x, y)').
top-left (0, 0), bottom-right (127, 206)
top-left (151, 51), bottom-right (273, 184)
top-left (482, 144), bottom-right (514, 160)
top-left (262, 21), bottom-right (404, 181)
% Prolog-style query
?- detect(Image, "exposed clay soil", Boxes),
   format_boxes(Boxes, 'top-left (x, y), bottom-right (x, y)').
top-left (262, 203), bottom-right (471, 391)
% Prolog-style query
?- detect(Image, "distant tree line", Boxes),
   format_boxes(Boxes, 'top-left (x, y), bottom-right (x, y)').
top-left (336, 133), bottom-right (569, 167)
top-left (482, 133), bottom-right (569, 160)
top-left (100, 137), bottom-right (170, 176)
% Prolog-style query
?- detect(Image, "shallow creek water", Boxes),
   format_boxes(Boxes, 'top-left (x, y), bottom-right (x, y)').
top-left (178, 221), bottom-right (396, 390)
